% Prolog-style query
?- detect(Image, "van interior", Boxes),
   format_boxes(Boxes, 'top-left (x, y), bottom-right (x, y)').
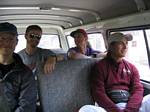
top-left (0, 0), bottom-right (150, 112)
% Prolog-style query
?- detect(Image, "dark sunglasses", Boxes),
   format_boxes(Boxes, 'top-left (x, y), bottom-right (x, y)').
top-left (29, 34), bottom-right (41, 40)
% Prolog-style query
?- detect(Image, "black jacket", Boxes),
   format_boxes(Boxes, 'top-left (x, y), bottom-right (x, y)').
top-left (0, 53), bottom-right (37, 112)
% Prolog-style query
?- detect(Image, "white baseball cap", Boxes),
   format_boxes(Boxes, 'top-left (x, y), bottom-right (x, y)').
top-left (108, 32), bottom-right (133, 44)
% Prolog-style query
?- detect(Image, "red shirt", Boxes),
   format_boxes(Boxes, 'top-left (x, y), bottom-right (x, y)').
top-left (91, 56), bottom-right (143, 112)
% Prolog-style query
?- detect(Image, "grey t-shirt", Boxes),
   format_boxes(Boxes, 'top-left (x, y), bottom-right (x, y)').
top-left (18, 47), bottom-right (55, 74)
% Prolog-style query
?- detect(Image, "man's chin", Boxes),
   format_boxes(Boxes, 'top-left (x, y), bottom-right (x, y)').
top-left (31, 45), bottom-right (38, 48)
top-left (121, 54), bottom-right (126, 58)
top-left (0, 51), bottom-right (12, 56)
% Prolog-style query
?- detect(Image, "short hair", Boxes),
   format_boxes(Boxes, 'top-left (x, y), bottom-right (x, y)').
top-left (25, 25), bottom-right (42, 34)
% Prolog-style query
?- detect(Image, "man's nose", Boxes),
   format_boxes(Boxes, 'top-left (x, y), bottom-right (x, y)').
top-left (123, 44), bottom-right (128, 49)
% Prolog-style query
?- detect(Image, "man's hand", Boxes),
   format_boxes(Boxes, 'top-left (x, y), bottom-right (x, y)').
top-left (43, 56), bottom-right (56, 74)
top-left (43, 55), bottom-right (64, 74)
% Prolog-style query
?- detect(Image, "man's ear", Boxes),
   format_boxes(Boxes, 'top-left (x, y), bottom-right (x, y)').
top-left (85, 38), bottom-right (88, 41)
top-left (16, 38), bottom-right (18, 43)
top-left (25, 33), bottom-right (28, 39)
top-left (15, 38), bottom-right (18, 46)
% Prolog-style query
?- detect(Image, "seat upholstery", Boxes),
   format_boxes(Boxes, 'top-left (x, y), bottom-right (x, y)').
top-left (37, 59), bottom-right (98, 112)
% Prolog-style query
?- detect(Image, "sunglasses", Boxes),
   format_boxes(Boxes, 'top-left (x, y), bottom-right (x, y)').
top-left (29, 34), bottom-right (41, 40)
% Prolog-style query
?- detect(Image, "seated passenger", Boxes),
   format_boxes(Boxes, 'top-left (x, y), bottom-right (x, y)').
top-left (67, 29), bottom-right (106, 59)
top-left (79, 32), bottom-right (150, 112)
top-left (18, 25), bottom-right (64, 74)
top-left (18, 25), bottom-right (65, 112)
top-left (0, 22), bottom-right (36, 112)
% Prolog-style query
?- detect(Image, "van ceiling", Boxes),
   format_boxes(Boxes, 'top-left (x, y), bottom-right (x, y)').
top-left (0, 0), bottom-right (150, 29)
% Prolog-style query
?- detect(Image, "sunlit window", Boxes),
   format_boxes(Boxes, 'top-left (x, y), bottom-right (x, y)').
top-left (113, 30), bottom-right (150, 82)
top-left (15, 35), bottom-right (26, 53)
top-left (66, 33), bottom-right (106, 52)
top-left (66, 35), bottom-right (76, 48)
top-left (15, 34), bottom-right (60, 53)
top-left (38, 35), bottom-right (60, 49)
top-left (88, 33), bottom-right (106, 52)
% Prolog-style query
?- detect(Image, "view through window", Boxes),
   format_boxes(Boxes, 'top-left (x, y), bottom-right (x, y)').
top-left (15, 34), bottom-right (60, 53)
top-left (116, 30), bottom-right (150, 82)
top-left (67, 33), bottom-right (106, 52)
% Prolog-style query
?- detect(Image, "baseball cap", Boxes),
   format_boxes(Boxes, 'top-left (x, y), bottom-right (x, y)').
top-left (0, 22), bottom-right (18, 35)
top-left (70, 29), bottom-right (88, 39)
top-left (108, 32), bottom-right (133, 44)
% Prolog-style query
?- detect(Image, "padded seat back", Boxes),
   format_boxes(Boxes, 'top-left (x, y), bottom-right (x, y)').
top-left (37, 59), bottom-right (98, 112)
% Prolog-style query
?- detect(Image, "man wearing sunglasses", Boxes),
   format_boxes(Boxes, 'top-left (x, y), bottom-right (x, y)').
top-left (18, 25), bottom-right (65, 111)
top-left (18, 25), bottom-right (59, 75)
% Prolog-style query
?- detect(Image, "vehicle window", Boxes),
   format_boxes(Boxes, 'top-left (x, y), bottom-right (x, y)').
top-left (38, 35), bottom-right (60, 49)
top-left (88, 33), bottom-right (106, 52)
top-left (66, 33), bottom-right (106, 52)
top-left (66, 35), bottom-right (76, 48)
top-left (112, 30), bottom-right (150, 82)
top-left (15, 35), bottom-right (26, 53)
top-left (15, 34), bottom-right (60, 53)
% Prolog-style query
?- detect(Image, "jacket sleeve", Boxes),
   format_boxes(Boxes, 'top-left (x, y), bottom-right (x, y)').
top-left (91, 63), bottom-right (123, 112)
top-left (124, 64), bottom-right (143, 112)
top-left (15, 69), bottom-right (37, 112)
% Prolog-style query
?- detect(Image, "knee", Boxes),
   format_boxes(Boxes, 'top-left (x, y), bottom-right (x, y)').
top-left (140, 94), bottom-right (150, 111)
top-left (143, 94), bottom-right (150, 103)
top-left (79, 105), bottom-right (94, 112)
top-left (79, 105), bottom-right (106, 112)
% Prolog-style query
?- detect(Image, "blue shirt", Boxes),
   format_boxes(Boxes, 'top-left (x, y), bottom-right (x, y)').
top-left (67, 47), bottom-right (100, 56)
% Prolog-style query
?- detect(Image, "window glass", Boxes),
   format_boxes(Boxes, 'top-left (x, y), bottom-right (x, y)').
top-left (119, 30), bottom-right (150, 81)
top-left (88, 33), bottom-right (106, 52)
top-left (66, 33), bottom-right (106, 52)
top-left (15, 35), bottom-right (26, 53)
top-left (15, 34), bottom-right (60, 53)
top-left (38, 35), bottom-right (60, 49)
top-left (66, 35), bottom-right (76, 48)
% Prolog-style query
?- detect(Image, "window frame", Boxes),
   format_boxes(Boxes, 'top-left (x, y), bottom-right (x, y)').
top-left (66, 32), bottom-right (106, 52)
top-left (15, 34), bottom-right (61, 53)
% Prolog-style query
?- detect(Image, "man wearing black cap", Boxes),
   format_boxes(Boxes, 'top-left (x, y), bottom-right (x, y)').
top-left (79, 32), bottom-right (150, 112)
top-left (68, 29), bottom-right (105, 59)
top-left (0, 22), bottom-right (36, 112)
